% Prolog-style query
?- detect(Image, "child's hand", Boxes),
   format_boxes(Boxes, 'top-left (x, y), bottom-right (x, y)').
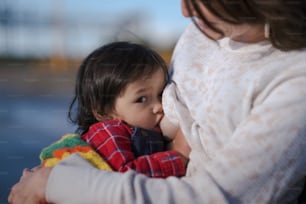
top-left (171, 128), bottom-right (191, 167)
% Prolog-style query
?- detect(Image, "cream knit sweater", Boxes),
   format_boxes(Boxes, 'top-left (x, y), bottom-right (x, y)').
top-left (47, 23), bottom-right (306, 204)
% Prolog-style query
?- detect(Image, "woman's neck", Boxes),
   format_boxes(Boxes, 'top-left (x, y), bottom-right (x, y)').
top-left (231, 24), bottom-right (266, 43)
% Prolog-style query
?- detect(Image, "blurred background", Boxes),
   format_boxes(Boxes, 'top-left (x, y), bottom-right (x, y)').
top-left (0, 0), bottom-right (189, 202)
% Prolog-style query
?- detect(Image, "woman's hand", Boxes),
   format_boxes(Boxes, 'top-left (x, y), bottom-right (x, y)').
top-left (8, 167), bottom-right (52, 204)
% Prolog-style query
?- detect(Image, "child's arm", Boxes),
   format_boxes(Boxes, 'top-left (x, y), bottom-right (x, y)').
top-left (82, 120), bottom-right (186, 178)
top-left (160, 116), bottom-right (191, 162)
top-left (171, 128), bottom-right (191, 167)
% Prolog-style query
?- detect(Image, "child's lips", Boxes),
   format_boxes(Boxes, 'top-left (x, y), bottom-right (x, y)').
top-left (154, 125), bottom-right (162, 132)
top-left (154, 116), bottom-right (163, 132)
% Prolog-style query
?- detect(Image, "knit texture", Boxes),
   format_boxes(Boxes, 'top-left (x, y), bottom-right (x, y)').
top-left (40, 133), bottom-right (112, 171)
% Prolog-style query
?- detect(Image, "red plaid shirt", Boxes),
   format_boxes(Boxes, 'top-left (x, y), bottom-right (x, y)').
top-left (81, 119), bottom-right (185, 178)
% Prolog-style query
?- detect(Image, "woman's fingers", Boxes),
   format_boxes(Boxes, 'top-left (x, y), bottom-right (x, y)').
top-left (31, 165), bottom-right (42, 172)
top-left (8, 167), bottom-right (52, 204)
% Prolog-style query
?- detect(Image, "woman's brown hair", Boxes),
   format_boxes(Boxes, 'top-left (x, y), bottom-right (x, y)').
top-left (186, 0), bottom-right (306, 51)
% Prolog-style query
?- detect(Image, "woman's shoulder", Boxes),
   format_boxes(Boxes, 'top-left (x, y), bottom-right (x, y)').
top-left (267, 48), bottom-right (306, 76)
top-left (175, 23), bottom-right (217, 52)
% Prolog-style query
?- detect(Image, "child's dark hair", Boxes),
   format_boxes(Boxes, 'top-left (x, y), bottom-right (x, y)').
top-left (186, 0), bottom-right (306, 51)
top-left (68, 41), bottom-right (169, 134)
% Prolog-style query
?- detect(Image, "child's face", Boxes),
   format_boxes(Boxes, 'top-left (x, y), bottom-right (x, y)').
top-left (110, 68), bottom-right (165, 132)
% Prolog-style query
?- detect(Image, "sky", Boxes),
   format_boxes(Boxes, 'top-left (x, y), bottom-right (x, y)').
top-left (0, 0), bottom-right (190, 58)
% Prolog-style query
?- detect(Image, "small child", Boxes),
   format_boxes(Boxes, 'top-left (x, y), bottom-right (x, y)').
top-left (40, 42), bottom-right (187, 178)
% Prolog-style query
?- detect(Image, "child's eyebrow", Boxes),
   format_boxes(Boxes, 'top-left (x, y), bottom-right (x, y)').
top-left (134, 88), bottom-right (148, 95)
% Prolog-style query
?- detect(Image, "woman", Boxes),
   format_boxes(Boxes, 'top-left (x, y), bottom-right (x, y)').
top-left (9, 0), bottom-right (306, 203)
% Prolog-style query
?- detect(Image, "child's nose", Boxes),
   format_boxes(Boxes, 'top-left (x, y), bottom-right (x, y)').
top-left (153, 101), bottom-right (163, 115)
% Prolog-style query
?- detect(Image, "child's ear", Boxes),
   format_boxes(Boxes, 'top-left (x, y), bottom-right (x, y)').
top-left (93, 110), bottom-right (115, 121)
top-left (93, 111), bottom-right (105, 121)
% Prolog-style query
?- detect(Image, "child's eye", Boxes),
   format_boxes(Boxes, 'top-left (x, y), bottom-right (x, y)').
top-left (135, 96), bottom-right (147, 103)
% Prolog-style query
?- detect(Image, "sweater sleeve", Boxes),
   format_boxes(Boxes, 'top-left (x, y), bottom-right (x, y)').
top-left (82, 120), bottom-right (185, 178)
top-left (46, 154), bottom-right (227, 204)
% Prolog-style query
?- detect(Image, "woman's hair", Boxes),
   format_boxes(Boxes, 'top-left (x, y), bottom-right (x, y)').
top-left (186, 0), bottom-right (306, 51)
top-left (68, 41), bottom-right (168, 134)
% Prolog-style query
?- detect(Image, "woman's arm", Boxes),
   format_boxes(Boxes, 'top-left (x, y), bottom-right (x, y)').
top-left (45, 154), bottom-right (227, 204)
